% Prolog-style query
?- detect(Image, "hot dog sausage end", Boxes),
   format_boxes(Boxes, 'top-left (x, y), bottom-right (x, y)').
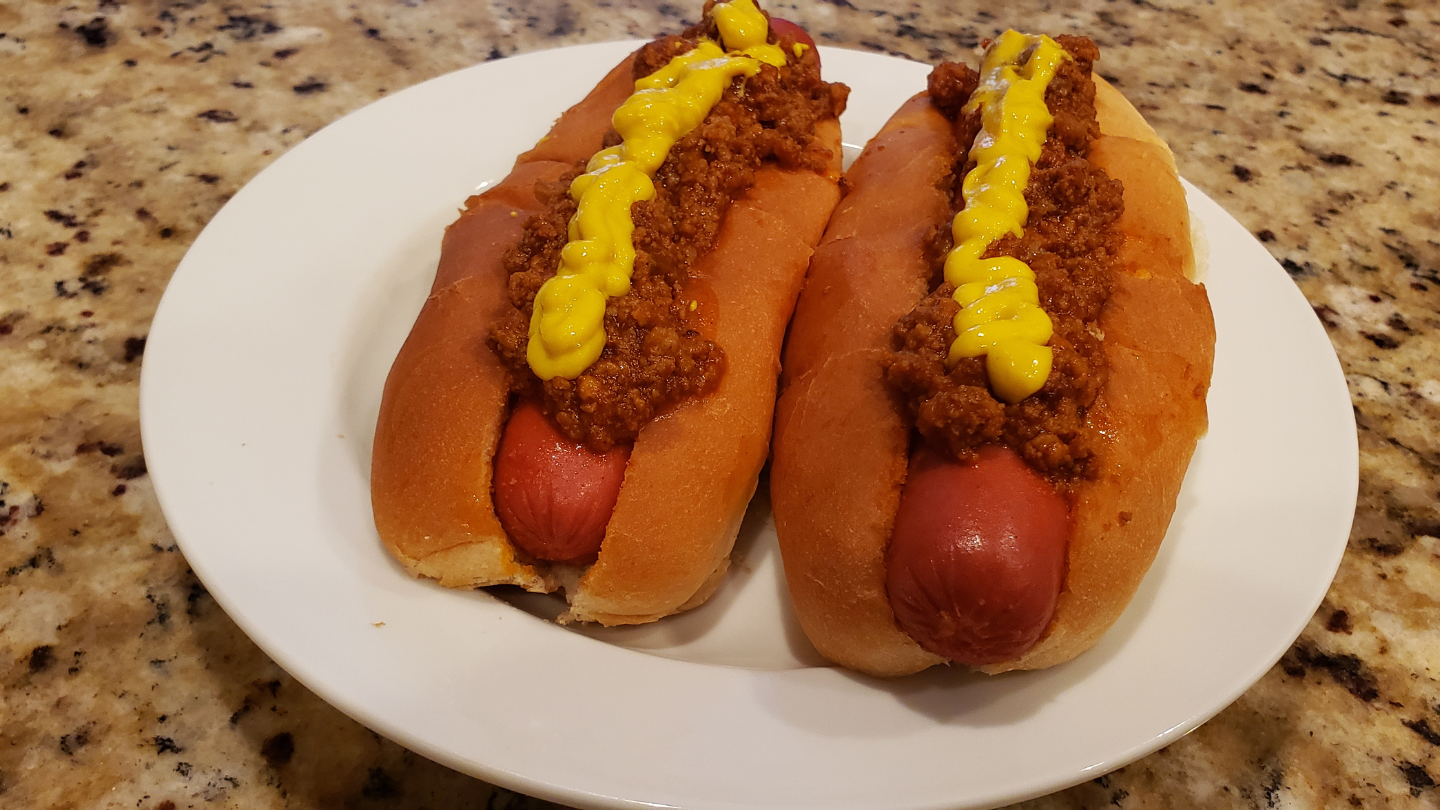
top-left (493, 402), bottom-right (630, 565)
top-left (886, 444), bottom-right (1069, 666)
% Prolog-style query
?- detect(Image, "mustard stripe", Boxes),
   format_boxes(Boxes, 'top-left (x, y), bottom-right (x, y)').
top-left (526, 0), bottom-right (784, 380)
top-left (943, 32), bottom-right (1069, 404)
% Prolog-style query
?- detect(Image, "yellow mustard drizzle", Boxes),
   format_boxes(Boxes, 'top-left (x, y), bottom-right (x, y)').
top-left (714, 0), bottom-right (787, 66)
top-left (526, 0), bottom-right (783, 380)
top-left (943, 31), bottom-right (1070, 404)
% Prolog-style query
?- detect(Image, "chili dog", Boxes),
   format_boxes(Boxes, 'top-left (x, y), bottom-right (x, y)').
top-left (372, 0), bottom-right (846, 625)
top-left (771, 33), bottom-right (1215, 675)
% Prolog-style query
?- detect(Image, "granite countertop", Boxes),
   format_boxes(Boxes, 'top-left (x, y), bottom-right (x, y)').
top-left (2, 0), bottom-right (1436, 807)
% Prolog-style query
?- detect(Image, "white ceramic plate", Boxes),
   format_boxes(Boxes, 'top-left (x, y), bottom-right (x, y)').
top-left (141, 42), bottom-right (1358, 810)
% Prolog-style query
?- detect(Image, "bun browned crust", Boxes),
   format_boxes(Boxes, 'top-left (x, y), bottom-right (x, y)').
top-left (371, 53), bottom-right (843, 625)
top-left (771, 77), bottom-right (1215, 676)
top-left (770, 94), bottom-right (952, 676)
top-left (568, 144), bottom-right (841, 623)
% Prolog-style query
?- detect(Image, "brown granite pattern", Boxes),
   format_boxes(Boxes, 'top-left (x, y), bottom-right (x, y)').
top-left (1, 0), bottom-right (1435, 807)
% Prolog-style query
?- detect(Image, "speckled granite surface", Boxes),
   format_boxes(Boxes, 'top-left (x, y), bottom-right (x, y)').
top-left (1, 0), bottom-right (1436, 807)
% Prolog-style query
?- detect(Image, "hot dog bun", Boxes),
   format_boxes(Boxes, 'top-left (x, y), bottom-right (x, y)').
top-left (771, 64), bottom-right (1214, 675)
top-left (373, 39), bottom-right (843, 625)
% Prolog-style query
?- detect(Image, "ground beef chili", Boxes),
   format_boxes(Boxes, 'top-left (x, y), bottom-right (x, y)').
top-left (881, 36), bottom-right (1122, 486)
top-left (489, 16), bottom-right (848, 451)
